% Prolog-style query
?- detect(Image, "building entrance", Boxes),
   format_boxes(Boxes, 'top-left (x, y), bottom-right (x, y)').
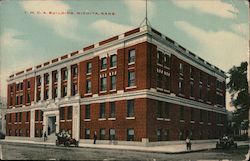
top-left (47, 116), bottom-right (56, 135)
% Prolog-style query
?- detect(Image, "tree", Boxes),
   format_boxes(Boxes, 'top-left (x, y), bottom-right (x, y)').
top-left (227, 61), bottom-right (250, 135)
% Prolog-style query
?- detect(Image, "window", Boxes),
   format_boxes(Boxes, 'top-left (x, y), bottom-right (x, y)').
top-left (20, 83), bottom-right (23, 90)
top-left (128, 49), bottom-right (135, 64)
top-left (157, 73), bottom-right (162, 87)
top-left (62, 86), bottom-right (67, 97)
top-left (27, 93), bottom-right (30, 103)
top-left (164, 55), bottom-right (170, 68)
top-left (85, 129), bottom-right (90, 139)
top-left (10, 85), bottom-right (13, 92)
top-left (100, 129), bottom-right (105, 140)
top-left (37, 77), bottom-right (41, 86)
top-left (207, 111), bottom-right (211, 123)
top-left (191, 108), bottom-right (194, 121)
top-left (190, 67), bottom-right (194, 79)
top-left (86, 62), bottom-right (92, 74)
top-left (127, 100), bottom-right (134, 117)
top-left (53, 87), bottom-right (58, 98)
top-left (45, 89), bottom-right (49, 100)
top-left (109, 102), bottom-right (116, 118)
top-left (109, 129), bottom-right (115, 140)
top-left (110, 75), bottom-right (116, 90)
top-left (9, 114), bottom-right (12, 123)
top-left (164, 102), bottom-right (170, 119)
top-left (26, 112), bottom-right (29, 122)
top-left (45, 74), bottom-right (49, 85)
top-left (179, 80), bottom-right (184, 94)
top-left (40, 111), bottom-right (43, 121)
top-left (180, 106), bottom-right (184, 120)
top-left (27, 80), bottom-right (30, 89)
top-left (100, 103), bottom-right (105, 118)
top-left (127, 129), bottom-right (134, 141)
top-left (157, 129), bottom-right (162, 141)
top-left (20, 95), bottom-right (23, 104)
top-left (157, 101), bottom-right (163, 118)
top-left (190, 82), bottom-right (194, 97)
top-left (53, 72), bottom-right (58, 82)
top-left (128, 71), bottom-right (135, 87)
top-left (199, 72), bottom-right (203, 83)
top-left (37, 90), bottom-right (41, 101)
top-left (179, 63), bottom-right (183, 74)
top-left (199, 85), bottom-right (202, 99)
top-left (163, 129), bottom-right (169, 141)
top-left (110, 55), bottom-right (117, 68)
top-left (62, 69), bottom-right (67, 80)
top-left (101, 57), bottom-right (107, 69)
top-left (100, 77), bottom-right (107, 91)
top-left (72, 66), bottom-right (78, 77)
top-left (35, 110), bottom-right (39, 121)
top-left (60, 107), bottom-right (65, 120)
top-left (72, 84), bottom-right (77, 95)
top-left (165, 75), bottom-right (170, 90)
top-left (157, 51), bottom-right (163, 65)
top-left (67, 107), bottom-right (72, 120)
top-left (19, 112), bottom-right (22, 122)
top-left (16, 83), bottom-right (19, 91)
top-left (86, 80), bottom-right (91, 93)
top-left (85, 105), bottom-right (90, 119)
top-left (207, 76), bottom-right (211, 87)
top-left (16, 96), bottom-right (19, 105)
top-left (26, 129), bottom-right (29, 137)
top-left (200, 110), bottom-right (203, 122)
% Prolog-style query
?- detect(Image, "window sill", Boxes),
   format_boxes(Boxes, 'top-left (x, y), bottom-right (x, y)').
top-left (100, 69), bottom-right (107, 72)
top-left (128, 62), bottom-right (135, 66)
top-left (217, 124), bottom-right (223, 126)
top-left (157, 118), bottom-right (164, 121)
top-left (208, 123), bottom-right (211, 125)
top-left (109, 89), bottom-right (116, 92)
top-left (189, 97), bottom-right (195, 100)
top-left (98, 118), bottom-right (106, 121)
top-left (125, 86), bottom-right (136, 90)
top-left (156, 87), bottom-right (164, 91)
top-left (179, 120), bottom-right (185, 123)
top-left (66, 119), bottom-right (72, 122)
top-left (59, 120), bottom-right (65, 122)
top-left (178, 93), bottom-right (185, 97)
top-left (110, 66), bottom-right (117, 70)
top-left (100, 91), bottom-right (107, 94)
top-left (25, 122), bottom-right (29, 124)
top-left (164, 66), bottom-right (170, 70)
top-left (199, 122), bottom-right (204, 124)
top-left (164, 118), bottom-right (171, 121)
top-left (84, 93), bottom-right (92, 96)
top-left (198, 99), bottom-right (203, 102)
top-left (157, 63), bottom-right (163, 67)
top-left (108, 118), bottom-right (116, 121)
top-left (126, 117), bottom-right (135, 120)
top-left (190, 121), bottom-right (195, 123)
top-left (84, 119), bottom-right (91, 121)
top-left (86, 73), bottom-right (91, 76)
top-left (164, 89), bottom-right (170, 93)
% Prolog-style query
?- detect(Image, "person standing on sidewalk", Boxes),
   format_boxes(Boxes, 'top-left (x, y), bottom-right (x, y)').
top-left (186, 137), bottom-right (191, 150)
top-left (43, 131), bottom-right (47, 142)
top-left (93, 131), bottom-right (97, 144)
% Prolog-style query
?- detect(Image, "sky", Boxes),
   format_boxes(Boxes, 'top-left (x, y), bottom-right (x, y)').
top-left (0, 0), bottom-right (249, 111)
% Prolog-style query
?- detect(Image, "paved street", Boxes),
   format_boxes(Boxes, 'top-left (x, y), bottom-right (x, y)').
top-left (0, 142), bottom-right (249, 160)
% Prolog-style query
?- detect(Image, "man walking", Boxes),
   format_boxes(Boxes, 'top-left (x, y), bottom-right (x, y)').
top-left (186, 136), bottom-right (191, 150)
top-left (93, 131), bottom-right (97, 144)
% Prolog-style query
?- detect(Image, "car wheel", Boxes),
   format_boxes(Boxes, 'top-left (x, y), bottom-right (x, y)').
top-left (64, 141), bottom-right (70, 147)
top-left (56, 140), bottom-right (59, 146)
top-left (75, 141), bottom-right (79, 147)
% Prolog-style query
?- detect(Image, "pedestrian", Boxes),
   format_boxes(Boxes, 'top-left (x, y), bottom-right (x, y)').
top-left (93, 131), bottom-right (97, 144)
top-left (48, 126), bottom-right (51, 135)
top-left (43, 131), bottom-right (47, 142)
top-left (186, 136), bottom-right (191, 150)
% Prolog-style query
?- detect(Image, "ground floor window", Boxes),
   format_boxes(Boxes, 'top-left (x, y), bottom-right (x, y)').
top-left (109, 129), bottom-right (115, 140)
top-left (127, 129), bottom-right (134, 141)
top-left (157, 129), bottom-right (162, 141)
top-left (85, 129), bottom-right (90, 139)
top-left (100, 129), bottom-right (105, 140)
top-left (163, 129), bottom-right (169, 141)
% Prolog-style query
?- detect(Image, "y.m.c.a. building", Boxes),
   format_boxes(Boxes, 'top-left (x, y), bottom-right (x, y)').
top-left (5, 25), bottom-right (227, 145)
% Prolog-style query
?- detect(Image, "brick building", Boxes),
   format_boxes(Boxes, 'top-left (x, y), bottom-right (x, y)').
top-left (5, 25), bottom-right (227, 143)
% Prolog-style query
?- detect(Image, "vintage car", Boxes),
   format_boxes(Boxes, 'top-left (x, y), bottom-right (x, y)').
top-left (216, 136), bottom-right (237, 149)
top-left (0, 132), bottom-right (5, 139)
top-left (55, 132), bottom-right (79, 147)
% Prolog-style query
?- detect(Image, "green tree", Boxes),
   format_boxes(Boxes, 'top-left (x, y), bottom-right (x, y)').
top-left (227, 61), bottom-right (250, 132)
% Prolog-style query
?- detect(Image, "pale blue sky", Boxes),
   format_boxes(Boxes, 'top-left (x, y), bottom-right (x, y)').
top-left (0, 0), bottom-right (249, 111)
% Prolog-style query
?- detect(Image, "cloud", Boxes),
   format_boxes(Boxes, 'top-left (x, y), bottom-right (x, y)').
top-left (21, 1), bottom-right (81, 41)
top-left (172, 0), bottom-right (238, 19)
top-left (123, 0), bottom-right (155, 25)
top-left (91, 19), bottom-right (133, 36)
top-left (230, 23), bottom-right (248, 37)
top-left (174, 21), bottom-right (248, 72)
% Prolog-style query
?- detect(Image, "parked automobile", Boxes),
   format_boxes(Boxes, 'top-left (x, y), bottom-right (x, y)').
top-left (55, 131), bottom-right (79, 147)
top-left (216, 136), bottom-right (237, 149)
top-left (0, 132), bottom-right (5, 139)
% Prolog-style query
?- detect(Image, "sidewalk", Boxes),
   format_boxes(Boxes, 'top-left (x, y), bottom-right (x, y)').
top-left (1, 139), bottom-right (249, 154)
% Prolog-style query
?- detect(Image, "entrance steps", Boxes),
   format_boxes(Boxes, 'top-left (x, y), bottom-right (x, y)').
top-left (46, 133), bottom-right (56, 143)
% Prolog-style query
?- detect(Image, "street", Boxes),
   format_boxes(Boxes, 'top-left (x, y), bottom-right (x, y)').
top-left (0, 142), bottom-right (248, 160)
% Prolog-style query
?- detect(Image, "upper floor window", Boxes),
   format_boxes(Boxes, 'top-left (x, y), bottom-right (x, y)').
top-left (20, 82), bottom-right (23, 90)
top-left (67, 107), bottom-right (72, 120)
top-left (16, 83), bottom-right (19, 91)
top-left (100, 103), bottom-right (105, 118)
top-left (19, 112), bottom-right (22, 122)
top-left (27, 81), bottom-right (30, 89)
top-left (127, 100), bottom-right (134, 117)
top-left (180, 106), bottom-right (184, 121)
top-left (53, 87), bottom-right (58, 99)
top-left (100, 77), bottom-right (107, 91)
top-left (157, 101), bottom-right (163, 118)
top-left (27, 93), bottom-right (30, 103)
top-left (26, 112), bottom-right (29, 122)
top-left (164, 54), bottom-right (170, 68)
top-left (20, 95), bottom-right (23, 104)
top-left (199, 72), bottom-right (203, 83)
top-left (72, 66), bottom-right (78, 77)
top-left (157, 73), bottom-right (162, 87)
top-left (157, 51), bottom-right (163, 65)
top-left (200, 109), bottom-right (203, 122)
top-left (45, 89), bottom-right (49, 100)
top-left (190, 67), bottom-right (194, 79)
top-left (86, 80), bottom-right (91, 93)
top-left (190, 108), bottom-right (194, 121)
top-left (62, 86), bottom-right (67, 97)
top-left (35, 110), bottom-right (39, 121)
top-left (207, 76), bottom-right (211, 87)
top-left (165, 75), bottom-right (170, 90)
top-left (86, 62), bottom-right (92, 74)
top-left (53, 72), bottom-right (58, 83)
top-left (85, 105), bottom-right (90, 119)
top-left (128, 71), bottom-right (135, 87)
top-left (37, 77), bottom-right (41, 86)
top-left (62, 69), bottom-right (68, 80)
top-left (45, 74), bottom-right (49, 85)
top-left (72, 83), bottom-right (77, 96)
top-left (101, 57), bottom-right (107, 70)
top-left (199, 85), bottom-right (202, 99)
top-left (128, 49), bottom-right (135, 64)
top-left (60, 107), bottom-right (65, 120)
top-left (179, 80), bottom-right (184, 95)
top-left (179, 63), bottom-right (184, 75)
top-left (190, 82), bottom-right (194, 98)
top-left (10, 85), bottom-right (13, 93)
top-left (109, 102), bottom-right (116, 118)
top-left (110, 55), bottom-right (117, 68)
top-left (15, 113), bottom-right (18, 122)
top-left (110, 75), bottom-right (116, 90)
